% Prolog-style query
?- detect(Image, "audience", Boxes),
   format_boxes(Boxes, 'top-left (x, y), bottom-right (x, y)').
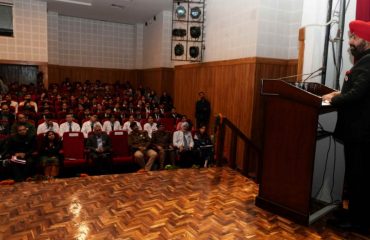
top-left (151, 122), bottom-right (175, 169)
top-left (122, 115), bottom-right (142, 134)
top-left (39, 130), bottom-right (62, 180)
top-left (37, 114), bottom-right (59, 135)
top-left (102, 114), bottom-right (121, 134)
top-left (0, 80), bottom-right (212, 181)
top-left (7, 125), bottom-right (36, 181)
top-left (81, 115), bottom-right (102, 138)
top-left (143, 115), bottom-right (157, 138)
top-left (194, 125), bottom-right (213, 167)
top-left (128, 122), bottom-right (157, 172)
top-left (86, 125), bottom-right (112, 173)
top-left (173, 122), bottom-right (197, 168)
top-left (59, 114), bottom-right (81, 137)
top-left (0, 104), bottom-right (15, 135)
top-left (11, 113), bottom-right (36, 136)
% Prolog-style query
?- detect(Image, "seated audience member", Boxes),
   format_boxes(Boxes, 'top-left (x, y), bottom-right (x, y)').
top-left (81, 115), bottom-right (102, 138)
top-left (0, 104), bottom-right (15, 135)
top-left (151, 122), bottom-right (175, 169)
top-left (39, 130), bottom-right (62, 180)
top-left (6, 125), bottom-right (36, 181)
top-left (1, 94), bottom-right (18, 113)
top-left (176, 115), bottom-right (189, 130)
top-left (86, 125), bottom-right (112, 173)
top-left (37, 114), bottom-right (59, 135)
top-left (169, 107), bottom-right (181, 121)
top-left (153, 107), bottom-right (163, 121)
top-left (128, 122), bottom-right (157, 171)
top-left (173, 122), bottom-right (198, 168)
top-left (194, 125), bottom-right (213, 167)
top-left (99, 107), bottom-right (113, 120)
top-left (143, 115), bottom-right (157, 138)
top-left (102, 114), bottom-right (121, 134)
top-left (19, 94), bottom-right (38, 112)
top-left (78, 108), bottom-right (91, 123)
top-left (144, 102), bottom-right (151, 119)
top-left (122, 115), bottom-right (142, 134)
top-left (11, 113), bottom-right (36, 136)
top-left (59, 114), bottom-right (81, 137)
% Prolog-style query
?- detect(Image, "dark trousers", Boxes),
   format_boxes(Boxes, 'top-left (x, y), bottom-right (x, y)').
top-left (177, 150), bottom-right (200, 168)
top-left (89, 152), bottom-right (112, 174)
top-left (11, 157), bottom-right (34, 182)
top-left (344, 141), bottom-right (370, 227)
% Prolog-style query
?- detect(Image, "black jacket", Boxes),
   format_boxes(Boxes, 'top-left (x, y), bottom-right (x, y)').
top-left (332, 49), bottom-right (370, 142)
top-left (86, 133), bottom-right (112, 153)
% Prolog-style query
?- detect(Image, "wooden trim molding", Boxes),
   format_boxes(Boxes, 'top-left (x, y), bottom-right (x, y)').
top-left (298, 27), bottom-right (306, 82)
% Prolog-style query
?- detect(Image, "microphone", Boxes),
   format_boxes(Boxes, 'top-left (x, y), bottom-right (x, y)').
top-left (264, 67), bottom-right (324, 81)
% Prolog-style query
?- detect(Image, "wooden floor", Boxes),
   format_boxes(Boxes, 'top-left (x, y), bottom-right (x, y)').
top-left (0, 167), bottom-right (368, 240)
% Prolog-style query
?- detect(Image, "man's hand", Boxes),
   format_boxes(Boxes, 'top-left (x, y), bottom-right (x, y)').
top-left (179, 146), bottom-right (184, 152)
top-left (322, 91), bottom-right (341, 102)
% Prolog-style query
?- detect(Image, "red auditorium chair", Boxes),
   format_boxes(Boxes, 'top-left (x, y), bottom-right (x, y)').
top-left (109, 131), bottom-right (133, 164)
top-left (62, 132), bottom-right (87, 167)
top-left (159, 118), bottom-right (175, 131)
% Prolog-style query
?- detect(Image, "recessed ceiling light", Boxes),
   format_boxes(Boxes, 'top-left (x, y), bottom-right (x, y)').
top-left (53, 0), bottom-right (92, 6)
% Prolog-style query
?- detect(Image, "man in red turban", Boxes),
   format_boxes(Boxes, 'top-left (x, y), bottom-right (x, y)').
top-left (323, 20), bottom-right (370, 235)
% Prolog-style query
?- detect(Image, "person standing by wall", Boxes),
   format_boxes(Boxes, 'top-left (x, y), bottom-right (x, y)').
top-left (195, 92), bottom-right (211, 129)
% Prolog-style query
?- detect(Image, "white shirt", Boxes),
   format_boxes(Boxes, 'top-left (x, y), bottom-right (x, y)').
top-left (102, 120), bottom-right (121, 134)
top-left (173, 130), bottom-right (194, 149)
top-left (59, 121), bottom-right (81, 137)
top-left (143, 122), bottom-right (158, 138)
top-left (37, 122), bottom-right (60, 135)
top-left (122, 121), bottom-right (142, 134)
top-left (81, 121), bottom-right (102, 138)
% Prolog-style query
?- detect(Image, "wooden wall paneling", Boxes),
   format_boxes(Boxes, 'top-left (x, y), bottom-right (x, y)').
top-left (174, 57), bottom-right (298, 173)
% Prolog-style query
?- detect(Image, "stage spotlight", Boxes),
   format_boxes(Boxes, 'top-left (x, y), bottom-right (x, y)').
top-left (189, 46), bottom-right (200, 58)
top-left (190, 26), bottom-right (201, 38)
top-left (175, 5), bottom-right (186, 19)
top-left (172, 28), bottom-right (187, 37)
top-left (174, 44), bottom-right (185, 56)
top-left (190, 7), bottom-right (201, 19)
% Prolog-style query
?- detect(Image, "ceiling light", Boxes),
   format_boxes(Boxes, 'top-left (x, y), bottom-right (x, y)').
top-left (174, 44), bottom-right (184, 56)
top-left (175, 6), bottom-right (186, 19)
top-left (190, 7), bottom-right (201, 19)
top-left (53, 0), bottom-right (92, 6)
top-left (189, 46), bottom-right (200, 58)
top-left (190, 26), bottom-right (201, 38)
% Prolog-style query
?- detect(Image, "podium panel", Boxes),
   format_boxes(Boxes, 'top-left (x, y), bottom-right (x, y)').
top-left (256, 80), bottom-right (340, 225)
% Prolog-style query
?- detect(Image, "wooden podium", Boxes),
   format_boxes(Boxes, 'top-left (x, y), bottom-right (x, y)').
top-left (255, 80), bottom-right (337, 225)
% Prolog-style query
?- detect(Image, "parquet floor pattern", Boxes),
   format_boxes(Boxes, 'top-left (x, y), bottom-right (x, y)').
top-left (0, 167), bottom-right (368, 240)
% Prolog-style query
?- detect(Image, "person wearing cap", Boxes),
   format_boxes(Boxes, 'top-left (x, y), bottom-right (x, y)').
top-left (36, 114), bottom-right (59, 135)
top-left (323, 20), bottom-right (370, 233)
top-left (102, 114), bottom-right (121, 134)
top-left (151, 122), bottom-right (175, 169)
top-left (128, 122), bottom-right (158, 171)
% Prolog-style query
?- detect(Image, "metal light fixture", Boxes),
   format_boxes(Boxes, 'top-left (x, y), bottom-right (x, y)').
top-left (189, 46), bottom-right (200, 58)
top-left (175, 5), bottom-right (186, 18)
top-left (190, 26), bottom-right (201, 38)
top-left (190, 7), bottom-right (201, 19)
top-left (174, 44), bottom-right (185, 56)
top-left (172, 29), bottom-right (187, 37)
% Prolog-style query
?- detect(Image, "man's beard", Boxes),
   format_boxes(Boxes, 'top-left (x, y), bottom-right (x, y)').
top-left (350, 41), bottom-right (368, 59)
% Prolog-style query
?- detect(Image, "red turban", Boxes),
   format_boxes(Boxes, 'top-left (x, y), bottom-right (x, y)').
top-left (349, 20), bottom-right (370, 42)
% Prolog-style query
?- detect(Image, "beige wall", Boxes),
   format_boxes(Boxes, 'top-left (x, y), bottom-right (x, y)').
top-left (0, 0), bottom-right (48, 62)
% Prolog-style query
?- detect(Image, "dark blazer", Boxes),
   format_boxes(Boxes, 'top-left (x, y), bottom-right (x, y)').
top-left (86, 133), bottom-right (112, 153)
top-left (331, 49), bottom-right (370, 142)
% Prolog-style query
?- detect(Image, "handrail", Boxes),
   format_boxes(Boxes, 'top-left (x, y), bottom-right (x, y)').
top-left (215, 116), bottom-right (261, 182)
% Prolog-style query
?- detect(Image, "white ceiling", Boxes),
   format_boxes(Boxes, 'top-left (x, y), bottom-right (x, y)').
top-left (42, 0), bottom-right (173, 24)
